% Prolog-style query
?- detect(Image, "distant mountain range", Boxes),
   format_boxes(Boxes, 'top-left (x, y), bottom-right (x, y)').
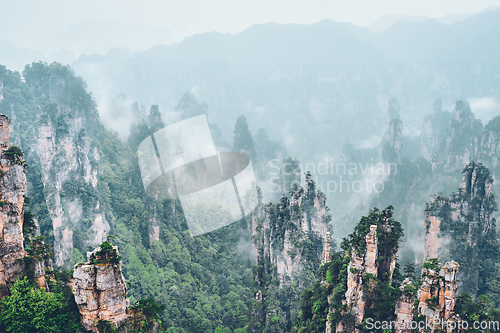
top-left (367, 5), bottom-right (500, 32)
top-left (1, 8), bottom-right (500, 162)
top-left (1, 6), bottom-right (500, 72)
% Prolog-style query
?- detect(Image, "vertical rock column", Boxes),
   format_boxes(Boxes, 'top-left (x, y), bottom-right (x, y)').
top-left (394, 278), bottom-right (416, 333)
top-left (0, 114), bottom-right (27, 297)
top-left (417, 261), bottom-right (459, 333)
top-left (423, 162), bottom-right (496, 298)
top-left (341, 225), bottom-right (378, 333)
top-left (72, 245), bottom-right (130, 331)
top-left (322, 231), bottom-right (331, 264)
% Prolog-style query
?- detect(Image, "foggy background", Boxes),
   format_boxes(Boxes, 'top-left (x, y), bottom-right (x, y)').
top-left (1, 0), bottom-right (499, 68)
top-left (2, 0), bottom-right (500, 251)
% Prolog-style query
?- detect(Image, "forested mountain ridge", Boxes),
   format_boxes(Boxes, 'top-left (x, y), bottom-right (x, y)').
top-left (61, 10), bottom-right (500, 244)
top-left (424, 162), bottom-right (500, 301)
top-left (70, 9), bottom-right (500, 162)
top-left (294, 200), bottom-right (500, 333)
top-left (249, 172), bottom-right (332, 332)
top-left (1, 56), bottom-right (500, 332)
top-left (0, 62), bottom-right (258, 332)
top-left (0, 61), bottom-right (331, 332)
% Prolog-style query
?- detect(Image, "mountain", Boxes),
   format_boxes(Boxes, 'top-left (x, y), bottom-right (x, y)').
top-left (71, 10), bottom-right (500, 158)
top-left (367, 6), bottom-right (500, 32)
top-left (367, 14), bottom-right (432, 32)
top-left (0, 41), bottom-right (46, 73)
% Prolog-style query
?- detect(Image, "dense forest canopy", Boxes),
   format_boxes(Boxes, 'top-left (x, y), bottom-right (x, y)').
top-left (0, 6), bottom-right (500, 332)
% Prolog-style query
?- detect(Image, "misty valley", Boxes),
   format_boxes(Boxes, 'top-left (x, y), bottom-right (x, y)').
top-left (0, 6), bottom-right (500, 333)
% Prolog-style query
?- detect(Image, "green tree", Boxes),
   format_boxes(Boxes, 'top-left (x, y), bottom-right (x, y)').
top-left (233, 115), bottom-right (255, 159)
top-left (148, 105), bottom-right (163, 132)
top-left (0, 277), bottom-right (75, 333)
top-left (175, 91), bottom-right (208, 120)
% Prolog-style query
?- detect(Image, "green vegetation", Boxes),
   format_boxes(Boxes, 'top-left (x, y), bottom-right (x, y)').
top-left (92, 240), bottom-right (122, 265)
top-left (0, 62), bottom-right (258, 332)
top-left (3, 145), bottom-right (23, 157)
top-left (2, 145), bottom-right (24, 165)
top-left (422, 257), bottom-right (440, 271)
top-left (2, 60), bottom-right (500, 332)
top-left (0, 277), bottom-right (82, 333)
top-left (233, 115), bottom-right (256, 159)
top-left (426, 162), bottom-right (500, 299)
top-left (127, 298), bottom-right (166, 332)
top-left (454, 294), bottom-right (500, 332)
top-left (247, 173), bottom-right (331, 333)
top-left (293, 206), bottom-right (403, 333)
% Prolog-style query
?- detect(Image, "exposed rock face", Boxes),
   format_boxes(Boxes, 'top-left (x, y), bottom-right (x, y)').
top-left (28, 236), bottom-right (54, 291)
top-left (420, 99), bottom-right (451, 161)
top-left (0, 64), bottom-right (113, 269)
top-left (251, 173), bottom-right (331, 281)
top-left (343, 225), bottom-right (379, 331)
top-left (393, 260), bottom-right (459, 333)
top-left (250, 175), bottom-right (331, 332)
top-left (424, 162), bottom-right (498, 298)
top-left (382, 98), bottom-right (403, 163)
top-left (72, 245), bottom-right (130, 331)
top-left (442, 101), bottom-right (482, 172)
top-left (0, 114), bottom-right (27, 297)
top-left (37, 111), bottom-right (108, 267)
top-left (335, 208), bottom-right (401, 333)
top-left (417, 261), bottom-right (459, 332)
top-left (394, 278), bottom-right (415, 333)
top-left (423, 202), bottom-right (450, 260)
top-left (322, 231), bottom-right (331, 264)
top-left (478, 115), bottom-right (500, 171)
top-left (338, 223), bottom-right (400, 333)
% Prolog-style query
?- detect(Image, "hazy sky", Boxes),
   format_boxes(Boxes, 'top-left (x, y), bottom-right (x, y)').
top-left (2, 0), bottom-right (500, 39)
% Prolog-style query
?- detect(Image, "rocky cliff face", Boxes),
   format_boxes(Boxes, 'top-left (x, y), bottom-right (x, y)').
top-left (336, 219), bottom-right (399, 333)
top-left (478, 115), bottom-right (500, 173)
top-left (394, 278), bottom-right (415, 333)
top-left (424, 162), bottom-right (498, 298)
top-left (1, 63), bottom-right (112, 268)
top-left (417, 261), bottom-right (460, 331)
top-left (420, 99), bottom-right (451, 161)
top-left (72, 244), bottom-right (130, 331)
top-left (443, 101), bottom-right (483, 172)
top-left (421, 101), bottom-right (500, 197)
top-left (439, 101), bottom-right (482, 172)
top-left (343, 225), bottom-right (379, 330)
top-left (0, 114), bottom-right (27, 297)
top-left (35, 100), bottom-right (108, 267)
top-left (249, 174), bottom-right (331, 332)
top-left (382, 98), bottom-right (403, 163)
top-left (423, 198), bottom-right (450, 260)
top-left (331, 215), bottom-right (460, 333)
top-left (251, 173), bottom-right (331, 281)
top-left (393, 260), bottom-right (460, 333)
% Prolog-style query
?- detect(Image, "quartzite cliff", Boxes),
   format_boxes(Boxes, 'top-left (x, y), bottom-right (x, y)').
top-left (0, 114), bottom-right (27, 296)
top-left (72, 244), bottom-right (130, 331)
top-left (424, 162), bottom-right (498, 298)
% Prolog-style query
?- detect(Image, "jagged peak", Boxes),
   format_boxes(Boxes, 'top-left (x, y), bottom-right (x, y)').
top-left (451, 100), bottom-right (477, 123)
top-left (433, 98), bottom-right (442, 113)
top-left (388, 97), bottom-right (401, 120)
top-left (460, 161), bottom-right (493, 198)
top-left (484, 114), bottom-right (500, 132)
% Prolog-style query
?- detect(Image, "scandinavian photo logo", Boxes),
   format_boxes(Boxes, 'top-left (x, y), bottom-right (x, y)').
top-left (137, 115), bottom-right (258, 236)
